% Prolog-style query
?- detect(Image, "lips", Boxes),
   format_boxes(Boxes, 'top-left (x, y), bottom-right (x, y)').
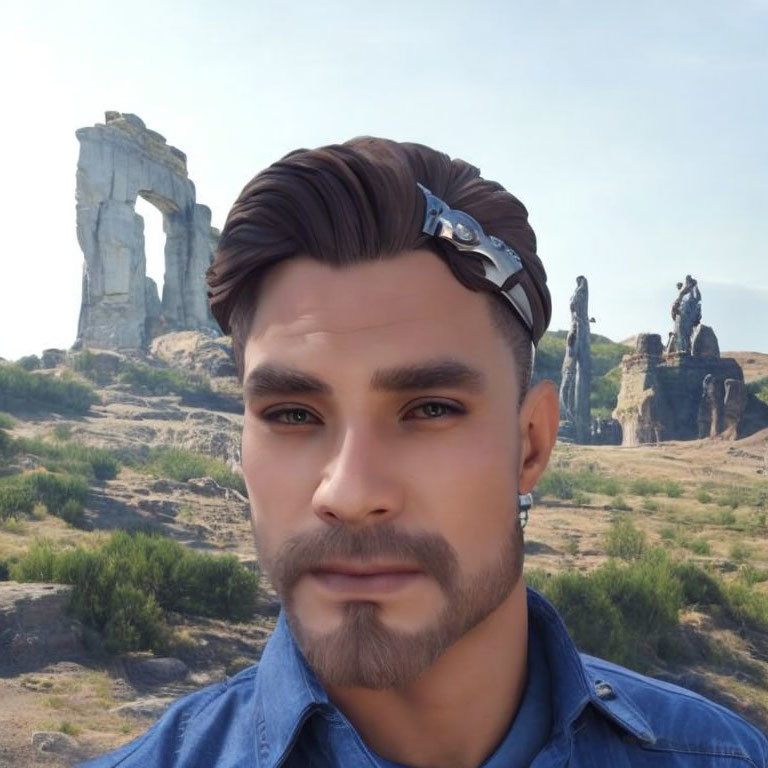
top-left (309, 563), bottom-right (423, 594)
top-left (313, 562), bottom-right (422, 577)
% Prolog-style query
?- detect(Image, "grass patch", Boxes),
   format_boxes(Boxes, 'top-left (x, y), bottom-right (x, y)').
top-left (58, 720), bottom-right (82, 737)
top-left (685, 538), bottom-right (712, 556)
top-left (0, 411), bottom-right (15, 430)
top-left (10, 532), bottom-right (259, 653)
top-left (604, 518), bottom-right (647, 560)
top-left (138, 447), bottom-right (245, 495)
top-left (715, 508), bottom-right (737, 526)
top-left (641, 498), bottom-right (659, 513)
top-left (730, 542), bottom-right (753, 563)
top-left (696, 489), bottom-right (713, 504)
top-left (628, 477), bottom-right (665, 497)
top-left (51, 423), bottom-right (72, 441)
top-left (536, 466), bottom-right (622, 501)
top-left (718, 485), bottom-right (754, 510)
top-left (664, 481), bottom-right (683, 498)
top-left (118, 361), bottom-right (211, 397)
top-left (0, 365), bottom-right (96, 414)
top-left (13, 436), bottom-right (119, 481)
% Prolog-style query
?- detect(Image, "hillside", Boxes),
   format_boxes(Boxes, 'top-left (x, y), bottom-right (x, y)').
top-left (1, 334), bottom-right (767, 764)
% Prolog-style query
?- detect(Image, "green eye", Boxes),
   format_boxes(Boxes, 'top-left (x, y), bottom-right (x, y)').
top-left (406, 401), bottom-right (464, 420)
top-left (262, 408), bottom-right (319, 425)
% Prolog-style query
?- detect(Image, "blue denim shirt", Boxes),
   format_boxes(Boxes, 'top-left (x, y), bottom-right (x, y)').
top-left (79, 589), bottom-right (768, 767)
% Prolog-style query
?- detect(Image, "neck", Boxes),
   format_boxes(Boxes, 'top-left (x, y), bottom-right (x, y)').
top-left (325, 580), bottom-right (529, 768)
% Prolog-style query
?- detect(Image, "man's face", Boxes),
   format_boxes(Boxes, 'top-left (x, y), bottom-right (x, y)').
top-left (241, 249), bottom-right (525, 689)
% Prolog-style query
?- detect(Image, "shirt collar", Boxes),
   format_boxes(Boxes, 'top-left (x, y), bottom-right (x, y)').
top-left (526, 587), bottom-right (655, 744)
top-left (254, 612), bottom-right (329, 768)
top-left (254, 588), bottom-right (654, 768)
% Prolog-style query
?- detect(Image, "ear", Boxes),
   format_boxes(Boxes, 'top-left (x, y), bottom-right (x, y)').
top-left (517, 380), bottom-right (559, 494)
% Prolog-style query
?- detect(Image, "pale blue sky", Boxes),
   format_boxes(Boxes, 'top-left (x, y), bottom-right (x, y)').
top-left (1, 0), bottom-right (766, 360)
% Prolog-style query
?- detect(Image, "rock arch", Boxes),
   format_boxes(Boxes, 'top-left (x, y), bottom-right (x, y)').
top-left (74, 112), bottom-right (219, 350)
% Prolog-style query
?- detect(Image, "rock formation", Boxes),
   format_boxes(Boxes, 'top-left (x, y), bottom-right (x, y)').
top-left (74, 112), bottom-right (219, 351)
top-left (614, 330), bottom-right (768, 446)
top-left (0, 583), bottom-right (85, 673)
top-left (559, 276), bottom-right (592, 443)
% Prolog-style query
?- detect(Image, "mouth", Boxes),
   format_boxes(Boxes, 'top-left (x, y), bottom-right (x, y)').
top-left (309, 562), bottom-right (424, 595)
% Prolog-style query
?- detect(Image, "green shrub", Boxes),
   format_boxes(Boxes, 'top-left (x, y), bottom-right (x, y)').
top-left (541, 570), bottom-right (628, 662)
top-left (27, 472), bottom-right (87, 515)
top-left (687, 538), bottom-right (712, 556)
top-left (52, 424), bottom-right (72, 441)
top-left (11, 532), bottom-right (260, 653)
top-left (0, 365), bottom-right (96, 414)
top-left (528, 549), bottom-right (682, 668)
top-left (0, 412), bottom-right (15, 430)
top-left (0, 475), bottom-right (36, 519)
top-left (59, 499), bottom-right (86, 527)
top-left (696, 490), bottom-right (713, 504)
top-left (604, 518), bottom-right (647, 560)
top-left (16, 355), bottom-right (40, 371)
top-left (607, 496), bottom-right (631, 512)
top-left (723, 581), bottom-right (768, 632)
top-left (673, 561), bottom-right (724, 606)
top-left (536, 467), bottom-right (622, 501)
top-left (118, 362), bottom-right (210, 396)
top-left (140, 447), bottom-right (245, 495)
top-left (629, 477), bottom-right (664, 497)
top-left (715, 509), bottom-right (737, 526)
top-left (641, 498), bottom-right (659, 513)
top-left (664, 481), bottom-right (683, 499)
top-left (72, 350), bottom-right (118, 386)
top-left (747, 376), bottom-right (768, 405)
top-left (0, 471), bottom-right (88, 525)
top-left (13, 437), bottom-right (119, 481)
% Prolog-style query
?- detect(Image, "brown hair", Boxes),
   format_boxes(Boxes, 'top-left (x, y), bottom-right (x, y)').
top-left (206, 138), bottom-right (551, 395)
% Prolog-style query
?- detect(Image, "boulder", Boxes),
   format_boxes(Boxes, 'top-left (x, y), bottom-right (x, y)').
top-left (32, 731), bottom-right (79, 755)
top-left (0, 583), bottom-right (85, 672)
top-left (126, 656), bottom-right (189, 687)
top-left (691, 324), bottom-right (721, 358)
top-left (150, 330), bottom-right (237, 378)
top-left (40, 348), bottom-right (67, 369)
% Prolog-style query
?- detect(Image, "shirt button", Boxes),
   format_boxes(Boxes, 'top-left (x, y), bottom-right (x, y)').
top-left (594, 680), bottom-right (616, 700)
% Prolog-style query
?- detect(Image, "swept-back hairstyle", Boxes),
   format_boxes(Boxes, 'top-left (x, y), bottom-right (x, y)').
top-left (206, 138), bottom-right (551, 394)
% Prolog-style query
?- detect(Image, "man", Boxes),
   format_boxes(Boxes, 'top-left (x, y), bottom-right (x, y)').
top-left (81, 139), bottom-right (767, 767)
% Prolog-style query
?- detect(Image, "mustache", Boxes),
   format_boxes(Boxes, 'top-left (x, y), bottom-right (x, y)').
top-left (265, 522), bottom-right (460, 594)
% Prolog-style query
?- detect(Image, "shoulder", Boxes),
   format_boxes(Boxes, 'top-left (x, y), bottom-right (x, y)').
top-left (77, 664), bottom-right (261, 768)
top-left (581, 654), bottom-right (768, 766)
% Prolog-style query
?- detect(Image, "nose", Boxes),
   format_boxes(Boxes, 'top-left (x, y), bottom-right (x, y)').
top-left (312, 426), bottom-right (402, 526)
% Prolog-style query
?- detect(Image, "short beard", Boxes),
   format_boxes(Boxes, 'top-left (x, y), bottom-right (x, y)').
top-left (256, 518), bottom-right (523, 690)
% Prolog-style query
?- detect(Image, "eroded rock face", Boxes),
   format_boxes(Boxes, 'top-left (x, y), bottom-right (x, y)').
top-left (150, 331), bottom-right (237, 378)
top-left (75, 112), bottom-right (218, 351)
top-left (613, 331), bottom-right (768, 445)
top-left (0, 583), bottom-right (85, 672)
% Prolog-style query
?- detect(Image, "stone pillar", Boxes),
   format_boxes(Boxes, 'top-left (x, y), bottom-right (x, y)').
top-left (74, 112), bottom-right (218, 351)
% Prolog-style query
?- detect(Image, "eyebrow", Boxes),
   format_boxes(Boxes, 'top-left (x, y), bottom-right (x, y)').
top-left (244, 359), bottom-right (487, 399)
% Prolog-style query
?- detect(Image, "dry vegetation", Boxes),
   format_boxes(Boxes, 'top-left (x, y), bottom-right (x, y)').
top-left (1, 358), bottom-right (768, 764)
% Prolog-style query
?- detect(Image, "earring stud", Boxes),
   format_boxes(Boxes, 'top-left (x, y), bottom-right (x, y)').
top-left (518, 493), bottom-right (533, 529)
